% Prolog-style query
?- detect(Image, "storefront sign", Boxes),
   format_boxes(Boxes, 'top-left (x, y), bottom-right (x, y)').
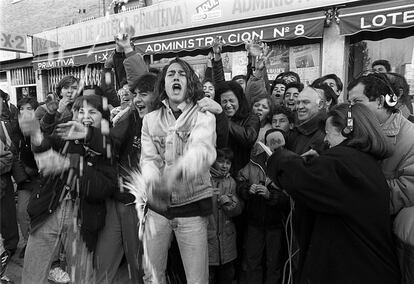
top-left (0, 31), bottom-right (29, 53)
top-left (136, 17), bottom-right (324, 54)
top-left (33, 49), bottom-right (111, 71)
top-left (33, 0), bottom-right (360, 55)
top-left (339, 1), bottom-right (414, 35)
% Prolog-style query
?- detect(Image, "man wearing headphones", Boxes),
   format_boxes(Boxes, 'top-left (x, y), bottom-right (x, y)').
top-left (348, 72), bottom-right (414, 284)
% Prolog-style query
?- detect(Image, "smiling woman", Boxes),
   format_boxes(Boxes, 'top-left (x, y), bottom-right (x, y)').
top-left (215, 81), bottom-right (260, 174)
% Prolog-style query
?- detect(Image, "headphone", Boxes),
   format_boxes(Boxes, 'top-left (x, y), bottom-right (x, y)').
top-left (365, 72), bottom-right (398, 107)
top-left (341, 104), bottom-right (354, 137)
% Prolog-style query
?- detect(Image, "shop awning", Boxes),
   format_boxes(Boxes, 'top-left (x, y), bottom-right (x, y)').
top-left (134, 11), bottom-right (326, 54)
top-left (339, 0), bottom-right (414, 36)
top-left (32, 44), bottom-right (114, 71)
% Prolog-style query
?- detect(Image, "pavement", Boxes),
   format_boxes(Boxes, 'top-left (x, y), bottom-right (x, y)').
top-left (4, 232), bottom-right (130, 284)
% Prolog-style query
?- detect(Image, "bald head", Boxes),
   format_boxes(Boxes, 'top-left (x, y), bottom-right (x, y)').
top-left (296, 87), bottom-right (324, 122)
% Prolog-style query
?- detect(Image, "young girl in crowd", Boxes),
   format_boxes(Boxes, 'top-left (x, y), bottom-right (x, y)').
top-left (251, 94), bottom-right (274, 143)
top-left (208, 148), bottom-right (242, 284)
top-left (20, 95), bottom-right (117, 284)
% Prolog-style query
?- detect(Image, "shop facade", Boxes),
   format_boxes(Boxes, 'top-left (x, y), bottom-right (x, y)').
top-left (0, 57), bottom-right (36, 106)
top-left (30, 0), bottom-right (414, 102)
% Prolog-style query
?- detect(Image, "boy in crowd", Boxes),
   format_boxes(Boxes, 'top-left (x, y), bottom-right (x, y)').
top-left (284, 82), bottom-right (304, 112)
top-left (208, 148), bottom-right (242, 284)
top-left (237, 129), bottom-right (289, 284)
top-left (271, 105), bottom-right (295, 133)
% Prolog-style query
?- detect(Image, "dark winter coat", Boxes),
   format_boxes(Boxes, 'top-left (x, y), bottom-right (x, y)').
top-left (27, 128), bottom-right (117, 253)
top-left (267, 145), bottom-right (401, 284)
top-left (228, 114), bottom-right (260, 175)
top-left (208, 167), bottom-right (241, 266)
top-left (110, 108), bottom-right (142, 204)
top-left (237, 149), bottom-right (289, 228)
top-left (286, 111), bottom-right (327, 155)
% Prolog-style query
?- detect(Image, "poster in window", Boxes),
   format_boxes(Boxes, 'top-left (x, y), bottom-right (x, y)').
top-left (289, 44), bottom-right (321, 85)
top-left (266, 44), bottom-right (289, 80)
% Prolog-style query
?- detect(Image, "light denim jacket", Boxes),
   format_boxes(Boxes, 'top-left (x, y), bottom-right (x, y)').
top-left (140, 100), bottom-right (217, 206)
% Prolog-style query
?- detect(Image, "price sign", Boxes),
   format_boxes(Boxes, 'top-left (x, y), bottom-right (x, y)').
top-left (0, 31), bottom-right (29, 53)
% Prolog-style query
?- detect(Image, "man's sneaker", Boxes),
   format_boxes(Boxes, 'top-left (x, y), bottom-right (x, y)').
top-left (47, 267), bottom-right (70, 284)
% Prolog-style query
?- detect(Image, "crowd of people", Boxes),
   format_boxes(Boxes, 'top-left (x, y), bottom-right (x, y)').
top-left (0, 34), bottom-right (413, 284)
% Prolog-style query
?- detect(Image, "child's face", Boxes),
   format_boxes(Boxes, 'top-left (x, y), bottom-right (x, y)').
top-left (213, 158), bottom-right (231, 176)
top-left (272, 113), bottom-right (291, 132)
top-left (76, 103), bottom-right (102, 128)
top-left (133, 89), bottom-right (156, 118)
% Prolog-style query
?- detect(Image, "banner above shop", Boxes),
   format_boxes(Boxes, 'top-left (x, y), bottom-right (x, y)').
top-left (339, 0), bottom-right (414, 35)
top-left (135, 12), bottom-right (325, 54)
top-left (0, 31), bottom-right (29, 53)
top-left (32, 0), bottom-right (361, 55)
top-left (32, 46), bottom-right (112, 71)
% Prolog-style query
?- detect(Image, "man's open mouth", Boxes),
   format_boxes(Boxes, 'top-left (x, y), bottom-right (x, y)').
top-left (172, 83), bottom-right (182, 94)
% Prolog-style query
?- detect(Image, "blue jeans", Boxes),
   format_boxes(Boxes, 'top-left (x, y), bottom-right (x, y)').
top-left (95, 199), bottom-right (143, 284)
top-left (142, 209), bottom-right (208, 284)
top-left (22, 200), bottom-right (94, 284)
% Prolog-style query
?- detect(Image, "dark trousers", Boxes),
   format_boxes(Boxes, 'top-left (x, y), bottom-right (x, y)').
top-left (245, 225), bottom-right (283, 284)
top-left (396, 236), bottom-right (414, 284)
top-left (95, 199), bottom-right (143, 284)
top-left (209, 261), bottom-right (235, 284)
top-left (0, 175), bottom-right (19, 255)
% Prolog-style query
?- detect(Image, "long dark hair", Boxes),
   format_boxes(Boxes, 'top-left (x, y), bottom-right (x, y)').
top-left (215, 81), bottom-right (250, 120)
top-left (328, 103), bottom-right (392, 160)
top-left (154, 58), bottom-right (204, 109)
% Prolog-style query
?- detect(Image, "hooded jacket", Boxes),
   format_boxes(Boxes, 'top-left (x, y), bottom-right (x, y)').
top-left (380, 111), bottom-right (414, 214)
top-left (208, 166), bottom-right (241, 265)
top-left (237, 145), bottom-right (289, 228)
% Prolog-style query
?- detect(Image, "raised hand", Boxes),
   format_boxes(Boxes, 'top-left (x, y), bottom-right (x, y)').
top-left (115, 33), bottom-right (133, 53)
top-left (34, 149), bottom-right (70, 176)
top-left (256, 43), bottom-right (274, 70)
top-left (57, 97), bottom-right (71, 113)
top-left (212, 36), bottom-right (224, 55)
top-left (245, 39), bottom-right (262, 57)
top-left (55, 121), bottom-right (88, 140)
top-left (18, 111), bottom-right (41, 137)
